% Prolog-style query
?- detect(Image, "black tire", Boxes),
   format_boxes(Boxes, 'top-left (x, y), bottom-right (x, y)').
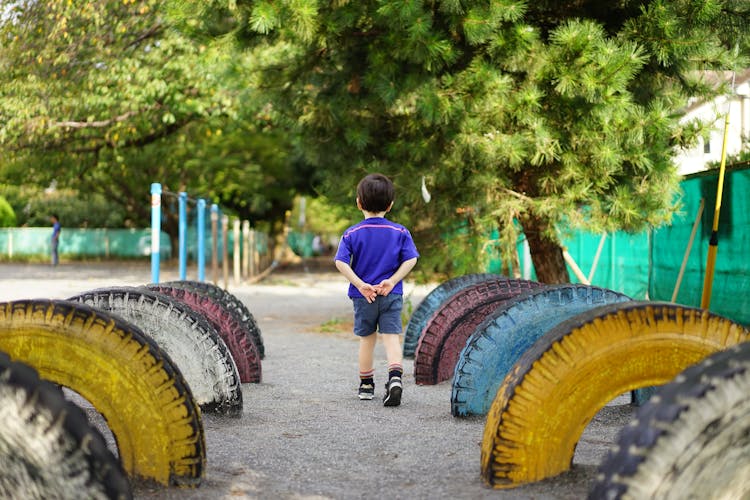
top-left (0, 351), bottom-right (132, 500)
top-left (159, 280), bottom-right (265, 359)
top-left (145, 285), bottom-right (262, 383)
top-left (0, 300), bottom-right (205, 487)
top-left (414, 278), bottom-right (542, 385)
top-left (451, 285), bottom-right (631, 417)
top-left (403, 273), bottom-right (504, 358)
top-left (68, 287), bottom-right (244, 416)
top-left (590, 341), bottom-right (750, 499)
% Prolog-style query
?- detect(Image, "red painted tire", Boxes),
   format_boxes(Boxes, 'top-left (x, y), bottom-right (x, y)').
top-left (414, 279), bottom-right (541, 385)
top-left (158, 280), bottom-right (265, 359)
top-left (403, 274), bottom-right (503, 358)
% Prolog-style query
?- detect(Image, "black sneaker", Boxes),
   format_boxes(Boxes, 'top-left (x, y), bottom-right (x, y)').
top-left (383, 376), bottom-right (402, 407)
top-left (358, 381), bottom-right (375, 400)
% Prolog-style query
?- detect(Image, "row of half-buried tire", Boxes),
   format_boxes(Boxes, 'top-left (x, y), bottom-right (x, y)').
top-left (69, 280), bottom-right (265, 399)
top-left (407, 275), bottom-right (750, 496)
top-left (0, 280), bottom-right (265, 495)
top-left (404, 274), bottom-right (635, 416)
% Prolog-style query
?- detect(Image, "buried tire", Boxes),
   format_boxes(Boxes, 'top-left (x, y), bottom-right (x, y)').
top-left (0, 300), bottom-right (205, 487)
top-left (414, 278), bottom-right (541, 385)
top-left (590, 341), bottom-right (750, 499)
top-left (403, 273), bottom-right (502, 358)
top-left (158, 280), bottom-right (265, 359)
top-left (451, 285), bottom-right (630, 417)
top-left (145, 284), bottom-right (261, 384)
top-left (0, 351), bottom-right (131, 500)
top-left (481, 302), bottom-right (750, 489)
top-left (68, 287), bottom-right (246, 413)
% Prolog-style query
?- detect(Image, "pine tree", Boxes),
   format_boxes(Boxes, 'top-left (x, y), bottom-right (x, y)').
top-left (165, 1), bottom-right (750, 280)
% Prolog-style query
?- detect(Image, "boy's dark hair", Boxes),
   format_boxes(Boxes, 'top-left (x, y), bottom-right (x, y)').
top-left (357, 173), bottom-right (395, 212)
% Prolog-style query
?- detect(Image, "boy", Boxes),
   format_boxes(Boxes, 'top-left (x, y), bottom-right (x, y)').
top-left (334, 173), bottom-right (419, 406)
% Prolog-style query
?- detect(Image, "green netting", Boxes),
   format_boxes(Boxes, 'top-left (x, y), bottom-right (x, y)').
top-left (0, 228), bottom-right (171, 259)
top-left (0, 227), bottom-right (272, 263)
top-left (287, 231), bottom-right (315, 257)
top-left (484, 167), bottom-right (749, 325)
top-left (649, 167), bottom-right (750, 325)
top-left (564, 231), bottom-right (649, 299)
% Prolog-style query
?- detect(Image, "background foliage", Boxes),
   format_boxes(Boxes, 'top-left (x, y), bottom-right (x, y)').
top-left (1, 0), bottom-right (749, 279)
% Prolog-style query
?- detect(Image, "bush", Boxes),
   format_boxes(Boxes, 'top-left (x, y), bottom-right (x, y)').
top-left (0, 184), bottom-right (127, 228)
top-left (0, 196), bottom-right (16, 227)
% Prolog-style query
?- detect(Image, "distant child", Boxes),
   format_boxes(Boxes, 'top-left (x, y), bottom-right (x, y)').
top-left (50, 214), bottom-right (61, 266)
top-left (334, 173), bottom-right (419, 406)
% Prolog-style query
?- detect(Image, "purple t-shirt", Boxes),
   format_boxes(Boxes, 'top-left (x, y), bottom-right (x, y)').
top-left (334, 217), bottom-right (419, 298)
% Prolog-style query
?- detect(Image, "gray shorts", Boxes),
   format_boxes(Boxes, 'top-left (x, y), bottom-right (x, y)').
top-left (352, 295), bottom-right (403, 337)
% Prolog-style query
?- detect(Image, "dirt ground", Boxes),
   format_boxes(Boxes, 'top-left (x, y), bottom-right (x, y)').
top-left (0, 260), bottom-right (635, 499)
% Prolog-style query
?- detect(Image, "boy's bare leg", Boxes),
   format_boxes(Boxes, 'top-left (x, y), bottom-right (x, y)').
top-left (380, 333), bottom-right (402, 368)
top-left (358, 333), bottom-right (377, 374)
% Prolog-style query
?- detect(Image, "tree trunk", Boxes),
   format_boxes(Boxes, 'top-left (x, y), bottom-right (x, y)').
top-left (518, 213), bottom-right (570, 284)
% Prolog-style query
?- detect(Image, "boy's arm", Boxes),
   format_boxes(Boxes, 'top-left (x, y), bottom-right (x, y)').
top-left (335, 260), bottom-right (378, 303)
top-left (375, 257), bottom-right (418, 296)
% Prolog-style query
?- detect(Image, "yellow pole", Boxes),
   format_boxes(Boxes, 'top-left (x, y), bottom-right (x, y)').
top-left (700, 109), bottom-right (731, 309)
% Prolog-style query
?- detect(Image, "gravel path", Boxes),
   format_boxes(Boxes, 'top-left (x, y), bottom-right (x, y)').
top-left (0, 261), bottom-right (634, 499)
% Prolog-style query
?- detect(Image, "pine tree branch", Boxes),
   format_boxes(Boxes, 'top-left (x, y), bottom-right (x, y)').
top-left (502, 187), bottom-right (534, 202)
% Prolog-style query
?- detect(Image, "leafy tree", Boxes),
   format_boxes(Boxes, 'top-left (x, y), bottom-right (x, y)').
top-left (0, 0), bottom-right (314, 254)
top-left (195, 0), bottom-right (750, 282)
top-left (0, 0), bottom-right (227, 157)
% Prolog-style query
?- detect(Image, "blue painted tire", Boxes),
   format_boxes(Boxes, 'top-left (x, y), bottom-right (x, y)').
top-left (451, 284), bottom-right (631, 417)
top-left (403, 273), bottom-right (503, 358)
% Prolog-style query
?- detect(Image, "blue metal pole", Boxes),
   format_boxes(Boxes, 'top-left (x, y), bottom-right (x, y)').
top-left (178, 191), bottom-right (187, 280)
top-left (150, 183), bottom-right (162, 284)
top-left (197, 198), bottom-right (206, 282)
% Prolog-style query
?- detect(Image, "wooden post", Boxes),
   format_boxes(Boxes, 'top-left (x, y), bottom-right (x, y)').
top-left (222, 214), bottom-right (229, 289)
top-left (233, 218), bottom-right (241, 286)
top-left (242, 220), bottom-right (250, 279)
top-left (672, 199), bottom-right (705, 302)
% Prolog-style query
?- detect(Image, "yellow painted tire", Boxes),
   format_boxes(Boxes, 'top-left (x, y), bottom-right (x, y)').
top-left (481, 301), bottom-right (750, 489)
top-left (0, 300), bottom-right (206, 487)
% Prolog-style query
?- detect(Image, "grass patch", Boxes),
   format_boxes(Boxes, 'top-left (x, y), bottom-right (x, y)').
top-left (317, 316), bottom-right (353, 334)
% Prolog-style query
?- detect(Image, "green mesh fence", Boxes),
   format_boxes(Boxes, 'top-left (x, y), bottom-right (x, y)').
top-left (0, 228), bottom-right (171, 259)
top-left (649, 167), bottom-right (750, 325)
top-left (0, 227), bottom-right (271, 263)
top-left (564, 230), bottom-right (650, 300)
top-left (485, 167), bottom-right (749, 326)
